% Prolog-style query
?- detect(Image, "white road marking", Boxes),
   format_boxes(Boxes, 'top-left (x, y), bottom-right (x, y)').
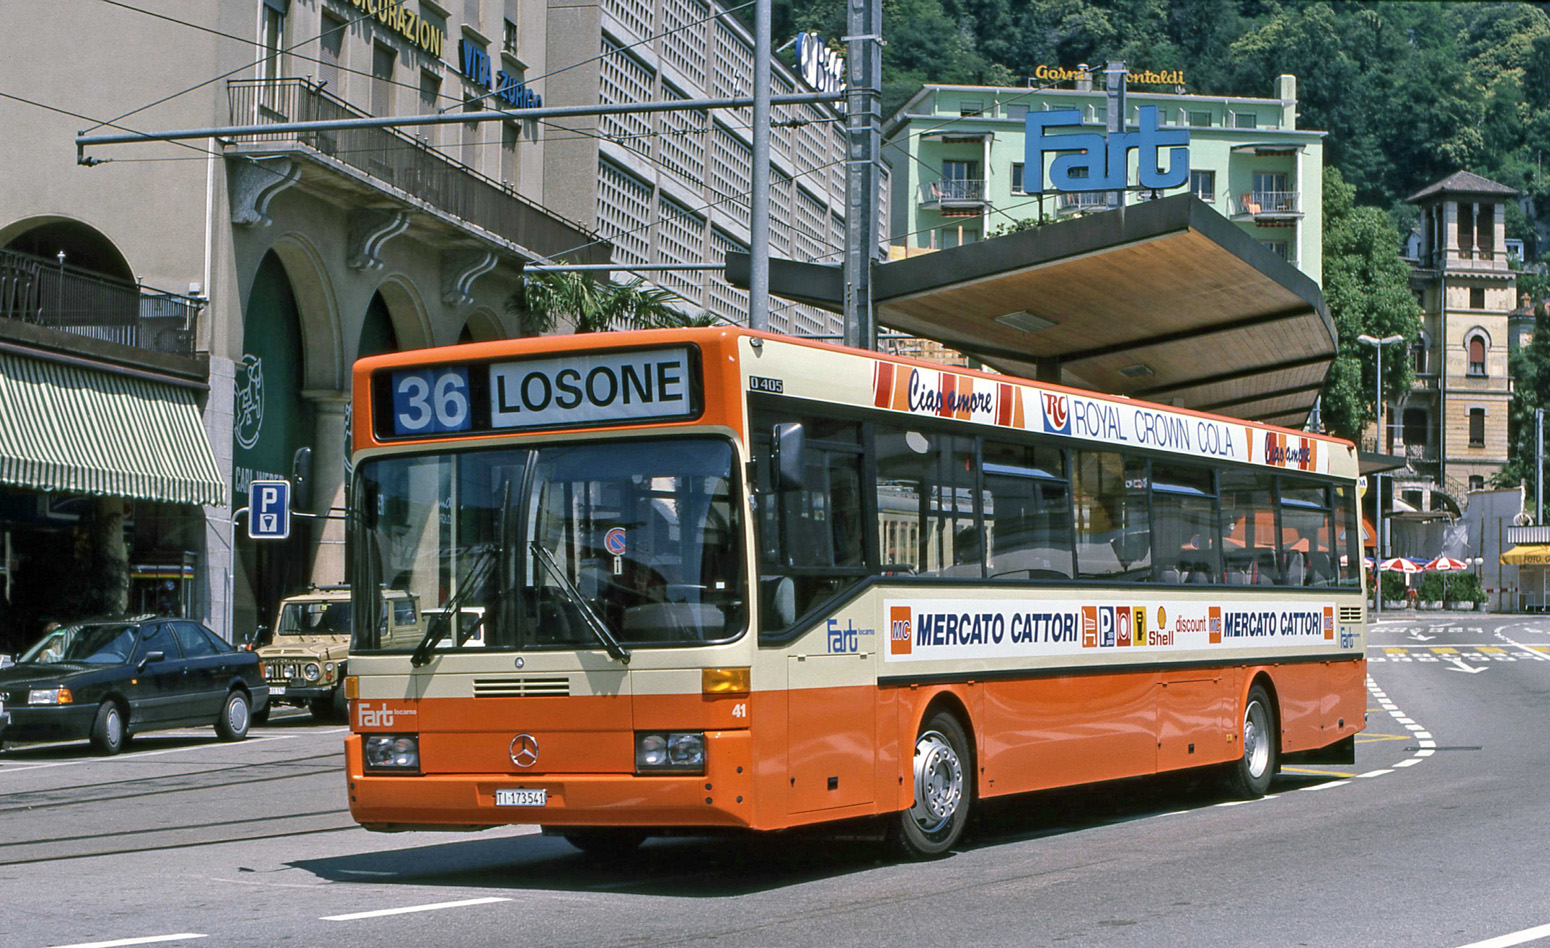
top-left (1356, 769), bottom-right (1393, 778)
top-left (1452, 921), bottom-right (1550, 948)
top-left (40, 935), bottom-right (206, 948)
top-left (0, 735), bottom-right (301, 774)
top-left (322, 897), bottom-right (511, 921)
top-left (1298, 779), bottom-right (1351, 791)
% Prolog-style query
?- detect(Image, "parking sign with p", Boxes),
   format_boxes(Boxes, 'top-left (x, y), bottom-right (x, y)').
top-left (249, 479), bottom-right (291, 540)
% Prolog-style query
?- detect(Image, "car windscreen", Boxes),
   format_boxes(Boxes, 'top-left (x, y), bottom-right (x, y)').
top-left (277, 601), bottom-right (352, 635)
top-left (20, 624), bottom-right (139, 664)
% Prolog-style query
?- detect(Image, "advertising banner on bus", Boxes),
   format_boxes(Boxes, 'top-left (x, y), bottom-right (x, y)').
top-left (884, 597), bottom-right (1349, 663)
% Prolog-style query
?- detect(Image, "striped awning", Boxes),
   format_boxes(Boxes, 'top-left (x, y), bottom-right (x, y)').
top-left (0, 351), bottom-right (225, 507)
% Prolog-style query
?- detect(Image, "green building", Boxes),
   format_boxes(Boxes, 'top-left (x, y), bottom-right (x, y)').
top-left (883, 73), bottom-right (1326, 285)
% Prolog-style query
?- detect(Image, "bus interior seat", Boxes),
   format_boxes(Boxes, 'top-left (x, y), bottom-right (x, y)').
top-left (622, 602), bottom-right (722, 641)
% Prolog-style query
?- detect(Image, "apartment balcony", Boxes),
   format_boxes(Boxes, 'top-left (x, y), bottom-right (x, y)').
top-left (1056, 191), bottom-right (1109, 214)
top-left (226, 78), bottom-right (606, 265)
top-left (920, 179), bottom-right (988, 215)
top-left (0, 247), bottom-right (201, 359)
top-left (1233, 190), bottom-right (1303, 222)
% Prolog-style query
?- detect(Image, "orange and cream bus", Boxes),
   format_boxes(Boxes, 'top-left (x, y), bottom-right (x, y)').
top-left (343, 327), bottom-right (1366, 858)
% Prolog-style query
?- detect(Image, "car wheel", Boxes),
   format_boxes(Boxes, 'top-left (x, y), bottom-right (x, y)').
top-left (559, 828), bottom-right (646, 858)
top-left (215, 690), bottom-right (251, 741)
top-left (1224, 683), bottom-right (1277, 798)
top-left (90, 701), bottom-right (126, 755)
top-left (889, 711), bottom-right (972, 860)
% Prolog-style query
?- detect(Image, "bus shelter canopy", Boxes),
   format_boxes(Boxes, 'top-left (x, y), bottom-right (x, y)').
top-left (728, 193), bottom-right (1334, 430)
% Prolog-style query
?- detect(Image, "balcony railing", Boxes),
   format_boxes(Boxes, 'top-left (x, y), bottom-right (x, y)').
top-left (0, 248), bottom-right (200, 357)
top-left (228, 78), bottom-right (598, 259)
top-left (920, 179), bottom-right (987, 204)
top-left (1405, 443), bottom-right (1439, 463)
top-left (1236, 191), bottom-right (1301, 216)
top-left (1058, 191), bottom-right (1109, 211)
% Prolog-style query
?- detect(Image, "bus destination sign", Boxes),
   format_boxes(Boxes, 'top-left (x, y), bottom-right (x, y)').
top-left (384, 346), bottom-right (698, 438)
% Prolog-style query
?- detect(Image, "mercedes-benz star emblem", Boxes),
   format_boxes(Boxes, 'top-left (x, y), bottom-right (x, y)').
top-left (510, 733), bottom-right (539, 768)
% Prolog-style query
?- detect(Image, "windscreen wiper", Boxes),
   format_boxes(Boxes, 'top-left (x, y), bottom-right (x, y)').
top-left (410, 549), bottom-right (494, 667)
top-left (529, 541), bottom-right (631, 665)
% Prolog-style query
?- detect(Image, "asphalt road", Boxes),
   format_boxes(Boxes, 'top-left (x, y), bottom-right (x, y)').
top-left (3, 617), bottom-right (1550, 948)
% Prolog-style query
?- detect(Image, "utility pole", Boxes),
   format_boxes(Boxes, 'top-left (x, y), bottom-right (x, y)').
top-left (843, 0), bottom-right (882, 350)
top-left (1104, 62), bottom-right (1127, 212)
top-left (749, 0), bottom-right (772, 330)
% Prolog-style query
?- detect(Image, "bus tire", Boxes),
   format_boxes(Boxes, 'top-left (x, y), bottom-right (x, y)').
top-left (890, 711), bottom-right (971, 860)
top-left (1225, 683), bottom-right (1277, 798)
top-left (560, 828), bottom-right (646, 858)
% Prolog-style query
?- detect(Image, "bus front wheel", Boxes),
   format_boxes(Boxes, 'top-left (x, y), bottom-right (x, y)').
top-left (1225, 683), bottom-right (1277, 798)
top-left (890, 711), bottom-right (971, 860)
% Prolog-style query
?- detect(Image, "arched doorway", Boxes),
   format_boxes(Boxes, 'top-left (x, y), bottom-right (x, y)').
top-left (233, 251), bottom-right (317, 641)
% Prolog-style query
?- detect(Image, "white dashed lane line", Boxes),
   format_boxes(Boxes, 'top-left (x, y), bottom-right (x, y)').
top-left (39, 935), bottom-right (207, 948)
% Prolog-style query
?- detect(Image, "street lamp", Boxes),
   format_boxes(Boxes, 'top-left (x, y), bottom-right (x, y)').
top-left (1358, 333), bottom-right (1404, 614)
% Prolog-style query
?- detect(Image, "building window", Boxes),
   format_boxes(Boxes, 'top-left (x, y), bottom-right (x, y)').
top-left (1252, 171), bottom-right (1288, 209)
top-left (1188, 110), bottom-right (1212, 127)
top-left (461, 97), bottom-right (480, 168)
top-left (1469, 475), bottom-right (1485, 491)
top-left (1011, 163), bottom-right (1024, 194)
top-left (1469, 408), bottom-right (1486, 446)
top-left (501, 121), bottom-right (519, 185)
top-left (1190, 170), bottom-right (1215, 202)
top-left (1005, 104), bottom-right (1027, 121)
top-left (319, 12), bottom-right (345, 89)
top-left (1233, 111), bottom-right (1257, 129)
top-left (1468, 335), bottom-right (1487, 375)
top-left (959, 99), bottom-right (983, 116)
top-left (503, 17), bottom-right (519, 54)
top-left (1402, 408), bottom-right (1428, 449)
top-left (259, 2), bottom-right (285, 85)
top-left (1412, 334), bottom-right (1428, 374)
top-left (1470, 286), bottom-right (1486, 309)
top-left (1260, 240), bottom-right (1288, 260)
top-left (371, 43), bottom-right (396, 117)
top-left (418, 70), bottom-right (442, 145)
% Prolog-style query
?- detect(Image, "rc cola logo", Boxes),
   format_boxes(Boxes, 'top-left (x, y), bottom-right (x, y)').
top-left (1042, 391), bottom-right (1070, 435)
top-left (234, 353), bottom-right (265, 450)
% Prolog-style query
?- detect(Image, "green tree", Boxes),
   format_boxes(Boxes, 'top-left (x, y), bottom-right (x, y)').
top-left (1317, 167), bottom-right (1423, 443)
top-left (506, 272), bottom-right (689, 335)
top-left (1496, 302), bottom-right (1550, 497)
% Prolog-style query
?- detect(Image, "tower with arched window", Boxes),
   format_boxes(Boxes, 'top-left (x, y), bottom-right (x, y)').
top-left (1396, 171), bottom-right (1520, 513)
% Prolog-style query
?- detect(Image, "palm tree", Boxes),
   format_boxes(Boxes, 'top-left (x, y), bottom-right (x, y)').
top-left (506, 271), bottom-right (690, 336)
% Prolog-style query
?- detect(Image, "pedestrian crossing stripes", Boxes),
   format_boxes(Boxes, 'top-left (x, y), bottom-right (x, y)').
top-left (1369, 645), bottom-right (1550, 663)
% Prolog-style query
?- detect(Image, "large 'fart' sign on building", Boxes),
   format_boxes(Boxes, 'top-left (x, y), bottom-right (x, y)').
top-left (1024, 104), bottom-right (1189, 193)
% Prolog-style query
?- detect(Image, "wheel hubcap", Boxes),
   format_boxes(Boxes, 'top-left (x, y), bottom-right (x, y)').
top-left (1243, 699), bottom-right (1270, 778)
top-left (910, 730), bottom-right (963, 834)
top-left (228, 697), bottom-right (248, 732)
top-left (107, 709), bottom-right (122, 744)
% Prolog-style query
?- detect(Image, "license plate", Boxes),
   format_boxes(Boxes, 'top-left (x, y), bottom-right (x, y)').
top-left (495, 788), bottom-right (547, 807)
top-left (270, 686), bottom-right (285, 696)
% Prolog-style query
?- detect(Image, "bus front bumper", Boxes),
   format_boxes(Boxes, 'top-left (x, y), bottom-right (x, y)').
top-left (345, 731), bottom-right (755, 831)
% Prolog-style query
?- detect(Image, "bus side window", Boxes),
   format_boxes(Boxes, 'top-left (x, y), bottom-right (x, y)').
top-left (874, 426), bottom-right (979, 577)
top-left (982, 438), bottom-right (1073, 580)
top-left (1073, 450), bottom-right (1151, 581)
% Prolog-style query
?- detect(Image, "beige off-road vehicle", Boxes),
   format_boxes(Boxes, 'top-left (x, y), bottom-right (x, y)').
top-left (253, 586), bottom-right (419, 722)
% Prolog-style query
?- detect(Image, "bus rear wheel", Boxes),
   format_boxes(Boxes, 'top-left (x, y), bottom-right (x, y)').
top-left (1224, 683), bottom-right (1277, 798)
top-left (890, 711), bottom-right (971, 860)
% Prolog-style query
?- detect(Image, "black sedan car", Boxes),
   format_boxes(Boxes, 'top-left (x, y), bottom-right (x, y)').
top-left (0, 616), bottom-right (268, 754)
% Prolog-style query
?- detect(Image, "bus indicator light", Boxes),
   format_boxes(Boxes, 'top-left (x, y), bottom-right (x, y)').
top-left (889, 607), bottom-right (912, 655)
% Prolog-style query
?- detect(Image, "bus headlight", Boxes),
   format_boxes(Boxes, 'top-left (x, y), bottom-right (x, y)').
top-left (364, 735), bottom-right (420, 773)
top-left (634, 731), bottom-right (705, 774)
top-left (304, 663), bottom-right (321, 681)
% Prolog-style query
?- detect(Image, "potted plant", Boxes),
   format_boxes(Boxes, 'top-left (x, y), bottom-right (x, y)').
top-left (1416, 573), bottom-right (1445, 610)
top-left (1380, 572), bottom-right (1410, 609)
top-left (1445, 572), bottom-right (1486, 611)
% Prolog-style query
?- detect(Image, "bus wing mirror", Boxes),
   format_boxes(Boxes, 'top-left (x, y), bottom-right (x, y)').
top-left (775, 423), bottom-right (806, 492)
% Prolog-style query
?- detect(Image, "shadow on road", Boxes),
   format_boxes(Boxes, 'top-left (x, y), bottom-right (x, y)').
top-left (289, 769), bottom-right (1335, 897)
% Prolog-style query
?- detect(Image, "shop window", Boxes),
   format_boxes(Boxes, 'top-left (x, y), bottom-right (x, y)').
top-left (1469, 408), bottom-right (1485, 446)
top-left (1468, 335), bottom-right (1487, 375)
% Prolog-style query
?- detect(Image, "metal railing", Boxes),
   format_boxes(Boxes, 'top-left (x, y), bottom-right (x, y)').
top-left (0, 248), bottom-right (200, 356)
top-left (920, 179), bottom-right (987, 203)
top-left (1237, 191), bottom-right (1300, 214)
top-left (228, 78), bottom-right (599, 259)
top-left (1058, 191), bottom-right (1108, 210)
top-left (1405, 443), bottom-right (1439, 462)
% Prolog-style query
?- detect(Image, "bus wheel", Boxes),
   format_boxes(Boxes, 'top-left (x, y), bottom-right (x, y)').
top-left (890, 711), bottom-right (971, 860)
top-left (1225, 683), bottom-right (1277, 798)
top-left (560, 829), bottom-right (646, 859)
